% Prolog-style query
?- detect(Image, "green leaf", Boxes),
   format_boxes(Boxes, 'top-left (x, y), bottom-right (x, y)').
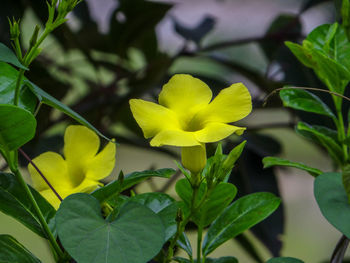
top-left (0, 172), bottom-right (56, 238)
top-left (279, 88), bottom-right (335, 118)
top-left (314, 172), bottom-right (350, 238)
top-left (343, 165), bottom-right (350, 202)
top-left (129, 192), bottom-right (178, 241)
top-left (0, 235), bottom-right (41, 263)
top-left (0, 104), bottom-right (36, 152)
top-left (92, 168), bottom-right (175, 203)
top-left (0, 43), bottom-right (28, 70)
top-left (296, 122), bottom-right (344, 165)
top-left (202, 192), bottom-right (280, 256)
top-left (177, 233), bottom-right (192, 257)
top-left (266, 257), bottom-right (304, 263)
top-left (193, 183), bottom-right (237, 227)
top-left (56, 193), bottom-right (165, 263)
top-left (121, 168), bottom-right (175, 191)
top-left (175, 178), bottom-right (206, 211)
top-left (0, 62), bottom-right (37, 113)
top-left (24, 80), bottom-right (110, 141)
top-left (262, 157), bottom-right (322, 177)
top-left (174, 257), bottom-right (238, 263)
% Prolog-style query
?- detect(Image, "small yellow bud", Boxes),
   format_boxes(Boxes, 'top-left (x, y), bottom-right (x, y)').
top-left (181, 144), bottom-right (207, 175)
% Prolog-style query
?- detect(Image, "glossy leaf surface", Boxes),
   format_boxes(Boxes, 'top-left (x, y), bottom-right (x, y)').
top-left (56, 193), bottom-right (165, 263)
top-left (129, 192), bottom-right (178, 241)
top-left (0, 172), bottom-right (56, 238)
top-left (0, 43), bottom-right (27, 69)
top-left (0, 104), bottom-right (36, 151)
top-left (279, 88), bottom-right (335, 118)
top-left (266, 257), bottom-right (304, 263)
top-left (263, 157), bottom-right (322, 177)
top-left (202, 192), bottom-right (280, 256)
top-left (0, 235), bottom-right (41, 263)
top-left (314, 172), bottom-right (350, 238)
top-left (0, 62), bottom-right (36, 112)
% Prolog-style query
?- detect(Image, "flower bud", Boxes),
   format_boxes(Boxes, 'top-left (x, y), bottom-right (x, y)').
top-left (8, 18), bottom-right (20, 40)
top-left (181, 144), bottom-right (206, 175)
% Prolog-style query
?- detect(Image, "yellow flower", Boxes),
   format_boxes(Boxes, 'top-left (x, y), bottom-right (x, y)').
top-left (129, 74), bottom-right (252, 174)
top-left (28, 125), bottom-right (116, 209)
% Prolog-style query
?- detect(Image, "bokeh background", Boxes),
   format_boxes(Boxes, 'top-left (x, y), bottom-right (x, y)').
top-left (0, 0), bottom-right (346, 262)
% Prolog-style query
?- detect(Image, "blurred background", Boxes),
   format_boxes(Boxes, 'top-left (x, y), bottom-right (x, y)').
top-left (0, 0), bottom-right (346, 262)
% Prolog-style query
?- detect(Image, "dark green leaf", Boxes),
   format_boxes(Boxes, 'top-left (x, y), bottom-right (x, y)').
top-left (174, 257), bottom-right (238, 263)
top-left (56, 193), bottom-right (165, 263)
top-left (0, 172), bottom-right (56, 238)
top-left (314, 173), bottom-right (350, 238)
top-left (262, 157), bottom-right (322, 177)
top-left (177, 233), bottom-right (192, 257)
top-left (0, 104), bottom-right (36, 151)
top-left (279, 88), bottom-right (335, 118)
top-left (343, 165), bottom-right (350, 203)
top-left (202, 192), bottom-right (280, 256)
top-left (24, 80), bottom-right (110, 141)
top-left (122, 168), bottom-right (175, 191)
top-left (0, 43), bottom-right (28, 70)
top-left (175, 178), bottom-right (206, 211)
top-left (266, 257), bottom-right (304, 263)
top-left (0, 235), bottom-right (41, 263)
top-left (0, 62), bottom-right (37, 112)
top-left (192, 183), bottom-right (237, 227)
top-left (296, 122), bottom-right (344, 165)
top-left (129, 192), bottom-right (178, 241)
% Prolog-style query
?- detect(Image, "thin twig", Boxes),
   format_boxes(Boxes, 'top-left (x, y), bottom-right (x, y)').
top-left (263, 86), bottom-right (350, 107)
top-left (330, 235), bottom-right (349, 263)
top-left (19, 148), bottom-right (62, 201)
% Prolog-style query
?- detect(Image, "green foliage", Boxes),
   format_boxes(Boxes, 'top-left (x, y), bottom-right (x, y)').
top-left (0, 62), bottom-right (36, 112)
top-left (262, 157), bottom-right (322, 177)
top-left (56, 193), bottom-right (165, 263)
top-left (266, 257), bottom-right (304, 263)
top-left (92, 168), bottom-right (175, 203)
top-left (0, 104), bottom-right (36, 154)
top-left (0, 43), bottom-right (27, 69)
top-left (174, 256), bottom-right (238, 263)
top-left (314, 173), bottom-right (350, 238)
top-left (0, 235), bottom-right (41, 263)
top-left (296, 122), bottom-right (344, 165)
top-left (279, 88), bottom-right (335, 118)
top-left (286, 23), bottom-right (350, 94)
top-left (0, 172), bottom-right (56, 238)
top-left (177, 233), bottom-right (193, 257)
top-left (129, 192), bottom-right (178, 241)
top-left (202, 192), bottom-right (281, 256)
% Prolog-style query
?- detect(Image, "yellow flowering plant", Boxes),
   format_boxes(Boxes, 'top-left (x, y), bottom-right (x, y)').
top-left (0, 2), bottom-right (282, 263)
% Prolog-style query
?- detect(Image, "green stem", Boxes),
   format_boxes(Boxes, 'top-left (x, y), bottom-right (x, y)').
top-left (335, 99), bottom-right (348, 162)
top-left (13, 69), bottom-right (25, 106)
top-left (11, 164), bottom-right (65, 260)
top-left (197, 225), bottom-right (203, 263)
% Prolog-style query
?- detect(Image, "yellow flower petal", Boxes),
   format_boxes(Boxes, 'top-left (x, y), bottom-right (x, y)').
top-left (194, 123), bottom-right (246, 143)
top-left (28, 152), bottom-right (71, 192)
top-left (150, 129), bottom-right (200, 147)
top-left (129, 99), bottom-right (180, 138)
top-left (40, 189), bottom-right (61, 210)
top-left (64, 125), bottom-right (100, 162)
top-left (194, 83), bottom-right (252, 125)
top-left (159, 74), bottom-right (212, 126)
top-left (86, 141), bottom-right (116, 180)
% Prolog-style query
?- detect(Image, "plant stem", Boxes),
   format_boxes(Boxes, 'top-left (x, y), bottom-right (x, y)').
top-left (13, 68), bottom-right (25, 106)
top-left (330, 235), bottom-right (349, 263)
top-left (11, 164), bottom-right (65, 260)
top-left (197, 225), bottom-right (203, 263)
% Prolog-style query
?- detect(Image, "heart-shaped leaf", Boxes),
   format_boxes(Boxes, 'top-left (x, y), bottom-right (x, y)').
top-left (314, 172), bottom-right (350, 238)
top-left (0, 172), bottom-right (56, 238)
top-left (266, 257), bottom-right (304, 263)
top-left (279, 88), bottom-right (335, 118)
top-left (0, 62), bottom-right (36, 112)
top-left (129, 192), bottom-right (178, 241)
top-left (202, 192), bottom-right (280, 256)
top-left (263, 157), bottom-right (322, 177)
top-left (0, 43), bottom-right (28, 70)
top-left (0, 235), bottom-right (41, 263)
top-left (56, 193), bottom-right (165, 263)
